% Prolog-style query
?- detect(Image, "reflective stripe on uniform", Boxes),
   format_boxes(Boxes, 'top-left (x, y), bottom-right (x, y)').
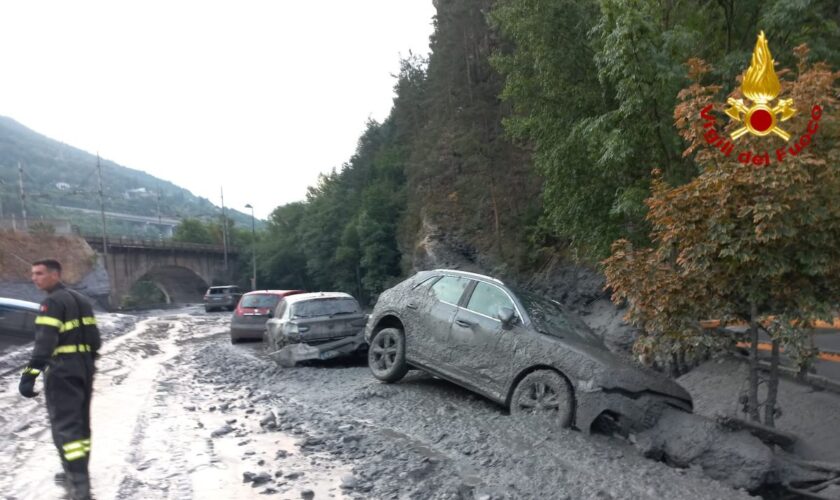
top-left (62, 319), bottom-right (80, 332)
top-left (22, 366), bottom-right (41, 375)
top-left (52, 344), bottom-right (93, 356)
top-left (62, 438), bottom-right (90, 461)
top-left (36, 315), bottom-right (96, 333)
top-left (35, 315), bottom-right (63, 329)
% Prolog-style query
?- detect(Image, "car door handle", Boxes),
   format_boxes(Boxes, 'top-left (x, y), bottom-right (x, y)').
top-left (406, 303), bottom-right (418, 310)
top-left (455, 319), bottom-right (474, 328)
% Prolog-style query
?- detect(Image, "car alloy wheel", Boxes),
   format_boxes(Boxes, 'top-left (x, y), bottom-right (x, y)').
top-left (368, 327), bottom-right (408, 383)
top-left (510, 370), bottom-right (573, 427)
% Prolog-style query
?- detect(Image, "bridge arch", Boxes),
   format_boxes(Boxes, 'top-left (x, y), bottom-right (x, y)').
top-left (129, 265), bottom-right (208, 305)
top-left (86, 236), bottom-right (235, 309)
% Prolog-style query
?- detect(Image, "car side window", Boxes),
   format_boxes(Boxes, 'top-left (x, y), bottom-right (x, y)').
top-left (466, 282), bottom-right (515, 320)
top-left (429, 276), bottom-right (469, 305)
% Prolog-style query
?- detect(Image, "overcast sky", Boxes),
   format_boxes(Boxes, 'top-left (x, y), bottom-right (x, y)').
top-left (0, 1), bottom-right (435, 220)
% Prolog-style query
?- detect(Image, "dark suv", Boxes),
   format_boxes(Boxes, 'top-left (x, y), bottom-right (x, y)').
top-left (203, 286), bottom-right (243, 312)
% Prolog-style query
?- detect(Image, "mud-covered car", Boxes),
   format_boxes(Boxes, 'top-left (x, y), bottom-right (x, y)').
top-left (0, 297), bottom-right (39, 346)
top-left (264, 292), bottom-right (369, 364)
top-left (365, 270), bottom-right (693, 433)
top-left (229, 289), bottom-right (305, 344)
top-left (204, 285), bottom-right (242, 312)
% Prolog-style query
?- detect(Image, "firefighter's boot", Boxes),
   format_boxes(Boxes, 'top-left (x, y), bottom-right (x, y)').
top-left (66, 471), bottom-right (91, 500)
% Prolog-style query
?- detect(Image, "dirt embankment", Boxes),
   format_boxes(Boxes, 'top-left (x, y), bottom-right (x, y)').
top-left (0, 230), bottom-right (95, 283)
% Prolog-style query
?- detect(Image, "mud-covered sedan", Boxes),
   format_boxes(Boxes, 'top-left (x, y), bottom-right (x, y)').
top-left (365, 270), bottom-right (692, 433)
top-left (264, 292), bottom-right (368, 353)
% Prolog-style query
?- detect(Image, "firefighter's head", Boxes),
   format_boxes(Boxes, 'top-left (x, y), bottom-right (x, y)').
top-left (31, 259), bottom-right (62, 291)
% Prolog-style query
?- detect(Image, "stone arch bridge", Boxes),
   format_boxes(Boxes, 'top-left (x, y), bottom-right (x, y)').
top-left (84, 236), bottom-right (237, 309)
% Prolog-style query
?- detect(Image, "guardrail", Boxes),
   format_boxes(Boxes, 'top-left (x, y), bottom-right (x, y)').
top-left (83, 235), bottom-right (235, 253)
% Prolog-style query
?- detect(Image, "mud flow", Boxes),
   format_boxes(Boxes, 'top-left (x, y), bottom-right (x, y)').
top-left (1, 307), bottom-right (830, 499)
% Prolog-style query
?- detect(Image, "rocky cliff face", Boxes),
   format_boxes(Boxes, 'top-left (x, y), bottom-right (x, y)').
top-left (0, 232), bottom-right (110, 307)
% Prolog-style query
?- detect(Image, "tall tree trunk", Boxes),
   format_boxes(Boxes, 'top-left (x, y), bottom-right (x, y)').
top-left (764, 338), bottom-right (780, 427)
top-left (748, 301), bottom-right (761, 422)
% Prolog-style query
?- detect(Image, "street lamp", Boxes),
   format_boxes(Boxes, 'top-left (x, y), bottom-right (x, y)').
top-left (244, 204), bottom-right (257, 290)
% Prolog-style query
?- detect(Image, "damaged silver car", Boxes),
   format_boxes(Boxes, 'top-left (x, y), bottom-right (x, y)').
top-left (265, 292), bottom-right (369, 366)
top-left (365, 270), bottom-right (693, 433)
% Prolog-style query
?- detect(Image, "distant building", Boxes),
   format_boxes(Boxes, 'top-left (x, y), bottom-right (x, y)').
top-left (55, 182), bottom-right (71, 190)
top-left (124, 187), bottom-right (153, 199)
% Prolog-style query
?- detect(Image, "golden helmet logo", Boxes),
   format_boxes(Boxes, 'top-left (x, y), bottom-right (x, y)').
top-left (698, 31), bottom-right (824, 166)
top-left (725, 31), bottom-right (796, 141)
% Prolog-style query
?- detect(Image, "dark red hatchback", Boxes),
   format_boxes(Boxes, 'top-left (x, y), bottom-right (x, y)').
top-left (229, 290), bottom-right (305, 344)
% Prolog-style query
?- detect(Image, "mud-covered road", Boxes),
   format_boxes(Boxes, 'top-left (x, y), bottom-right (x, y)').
top-left (1, 308), bottom-right (755, 500)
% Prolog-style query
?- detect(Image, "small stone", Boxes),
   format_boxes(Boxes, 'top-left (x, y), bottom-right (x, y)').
top-left (260, 487), bottom-right (278, 495)
top-left (339, 474), bottom-right (357, 490)
top-left (243, 471), bottom-right (257, 483)
top-left (274, 470), bottom-right (284, 478)
top-left (275, 450), bottom-right (290, 459)
top-left (252, 472), bottom-right (272, 486)
top-left (285, 471), bottom-right (303, 480)
top-left (244, 451), bottom-right (256, 456)
top-left (258, 459), bottom-right (266, 466)
top-left (209, 405), bottom-right (217, 412)
top-left (211, 425), bottom-right (234, 438)
top-left (226, 418), bottom-right (237, 425)
top-left (301, 489), bottom-right (314, 499)
top-left (185, 405), bottom-right (196, 411)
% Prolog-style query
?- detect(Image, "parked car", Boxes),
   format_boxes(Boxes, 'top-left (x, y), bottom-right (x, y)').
top-left (203, 285), bottom-right (243, 312)
top-left (364, 270), bottom-right (693, 433)
top-left (229, 289), bottom-right (305, 344)
top-left (0, 297), bottom-right (40, 346)
top-left (264, 292), bottom-right (368, 353)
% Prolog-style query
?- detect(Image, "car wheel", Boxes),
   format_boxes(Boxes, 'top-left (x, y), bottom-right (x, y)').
top-left (368, 328), bottom-right (408, 383)
top-left (509, 370), bottom-right (574, 427)
top-left (205, 306), bottom-right (213, 313)
top-left (230, 335), bottom-right (240, 344)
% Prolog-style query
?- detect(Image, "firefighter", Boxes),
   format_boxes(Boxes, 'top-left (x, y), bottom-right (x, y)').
top-left (19, 259), bottom-right (101, 500)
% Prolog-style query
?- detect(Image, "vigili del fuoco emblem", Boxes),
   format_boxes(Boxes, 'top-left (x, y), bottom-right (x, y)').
top-left (724, 31), bottom-right (795, 141)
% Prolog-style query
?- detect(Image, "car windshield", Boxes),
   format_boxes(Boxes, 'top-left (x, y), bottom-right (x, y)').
top-left (209, 287), bottom-right (235, 295)
top-left (240, 294), bottom-right (280, 308)
top-left (514, 290), bottom-right (603, 345)
top-left (291, 298), bottom-right (360, 318)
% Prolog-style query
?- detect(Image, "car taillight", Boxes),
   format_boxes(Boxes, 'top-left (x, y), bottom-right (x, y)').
top-left (235, 307), bottom-right (245, 316)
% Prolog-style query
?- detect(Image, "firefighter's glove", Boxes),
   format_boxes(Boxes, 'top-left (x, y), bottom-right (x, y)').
top-left (19, 367), bottom-right (41, 398)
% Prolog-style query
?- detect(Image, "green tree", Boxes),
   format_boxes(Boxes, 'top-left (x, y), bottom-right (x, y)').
top-left (604, 51), bottom-right (840, 426)
top-left (172, 218), bottom-right (214, 244)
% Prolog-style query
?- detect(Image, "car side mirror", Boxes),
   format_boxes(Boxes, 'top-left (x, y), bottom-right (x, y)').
top-left (497, 306), bottom-right (516, 328)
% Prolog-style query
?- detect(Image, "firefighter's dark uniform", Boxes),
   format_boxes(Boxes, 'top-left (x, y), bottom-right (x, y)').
top-left (22, 283), bottom-right (100, 499)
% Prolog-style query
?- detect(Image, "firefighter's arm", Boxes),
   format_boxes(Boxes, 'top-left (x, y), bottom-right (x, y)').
top-left (29, 297), bottom-right (63, 370)
top-left (20, 298), bottom-right (62, 397)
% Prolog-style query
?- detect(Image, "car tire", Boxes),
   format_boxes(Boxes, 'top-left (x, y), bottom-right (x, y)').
top-left (230, 335), bottom-right (240, 344)
top-left (368, 328), bottom-right (408, 383)
top-left (509, 370), bottom-right (574, 428)
top-left (205, 306), bottom-right (213, 313)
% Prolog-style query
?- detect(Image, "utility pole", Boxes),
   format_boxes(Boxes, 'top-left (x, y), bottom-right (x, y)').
top-left (245, 203), bottom-right (256, 290)
top-left (97, 154), bottom-right (108, 262)
top-left (156, 184), bottom-right (163, 240)
top-left (18, 162), bottom-right (27, 230)
top-left (220, 186), bottom-right (229, 271)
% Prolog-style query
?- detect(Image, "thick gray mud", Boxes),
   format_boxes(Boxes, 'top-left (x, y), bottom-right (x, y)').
top-left (0, 308), bottom-right (755, 499)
